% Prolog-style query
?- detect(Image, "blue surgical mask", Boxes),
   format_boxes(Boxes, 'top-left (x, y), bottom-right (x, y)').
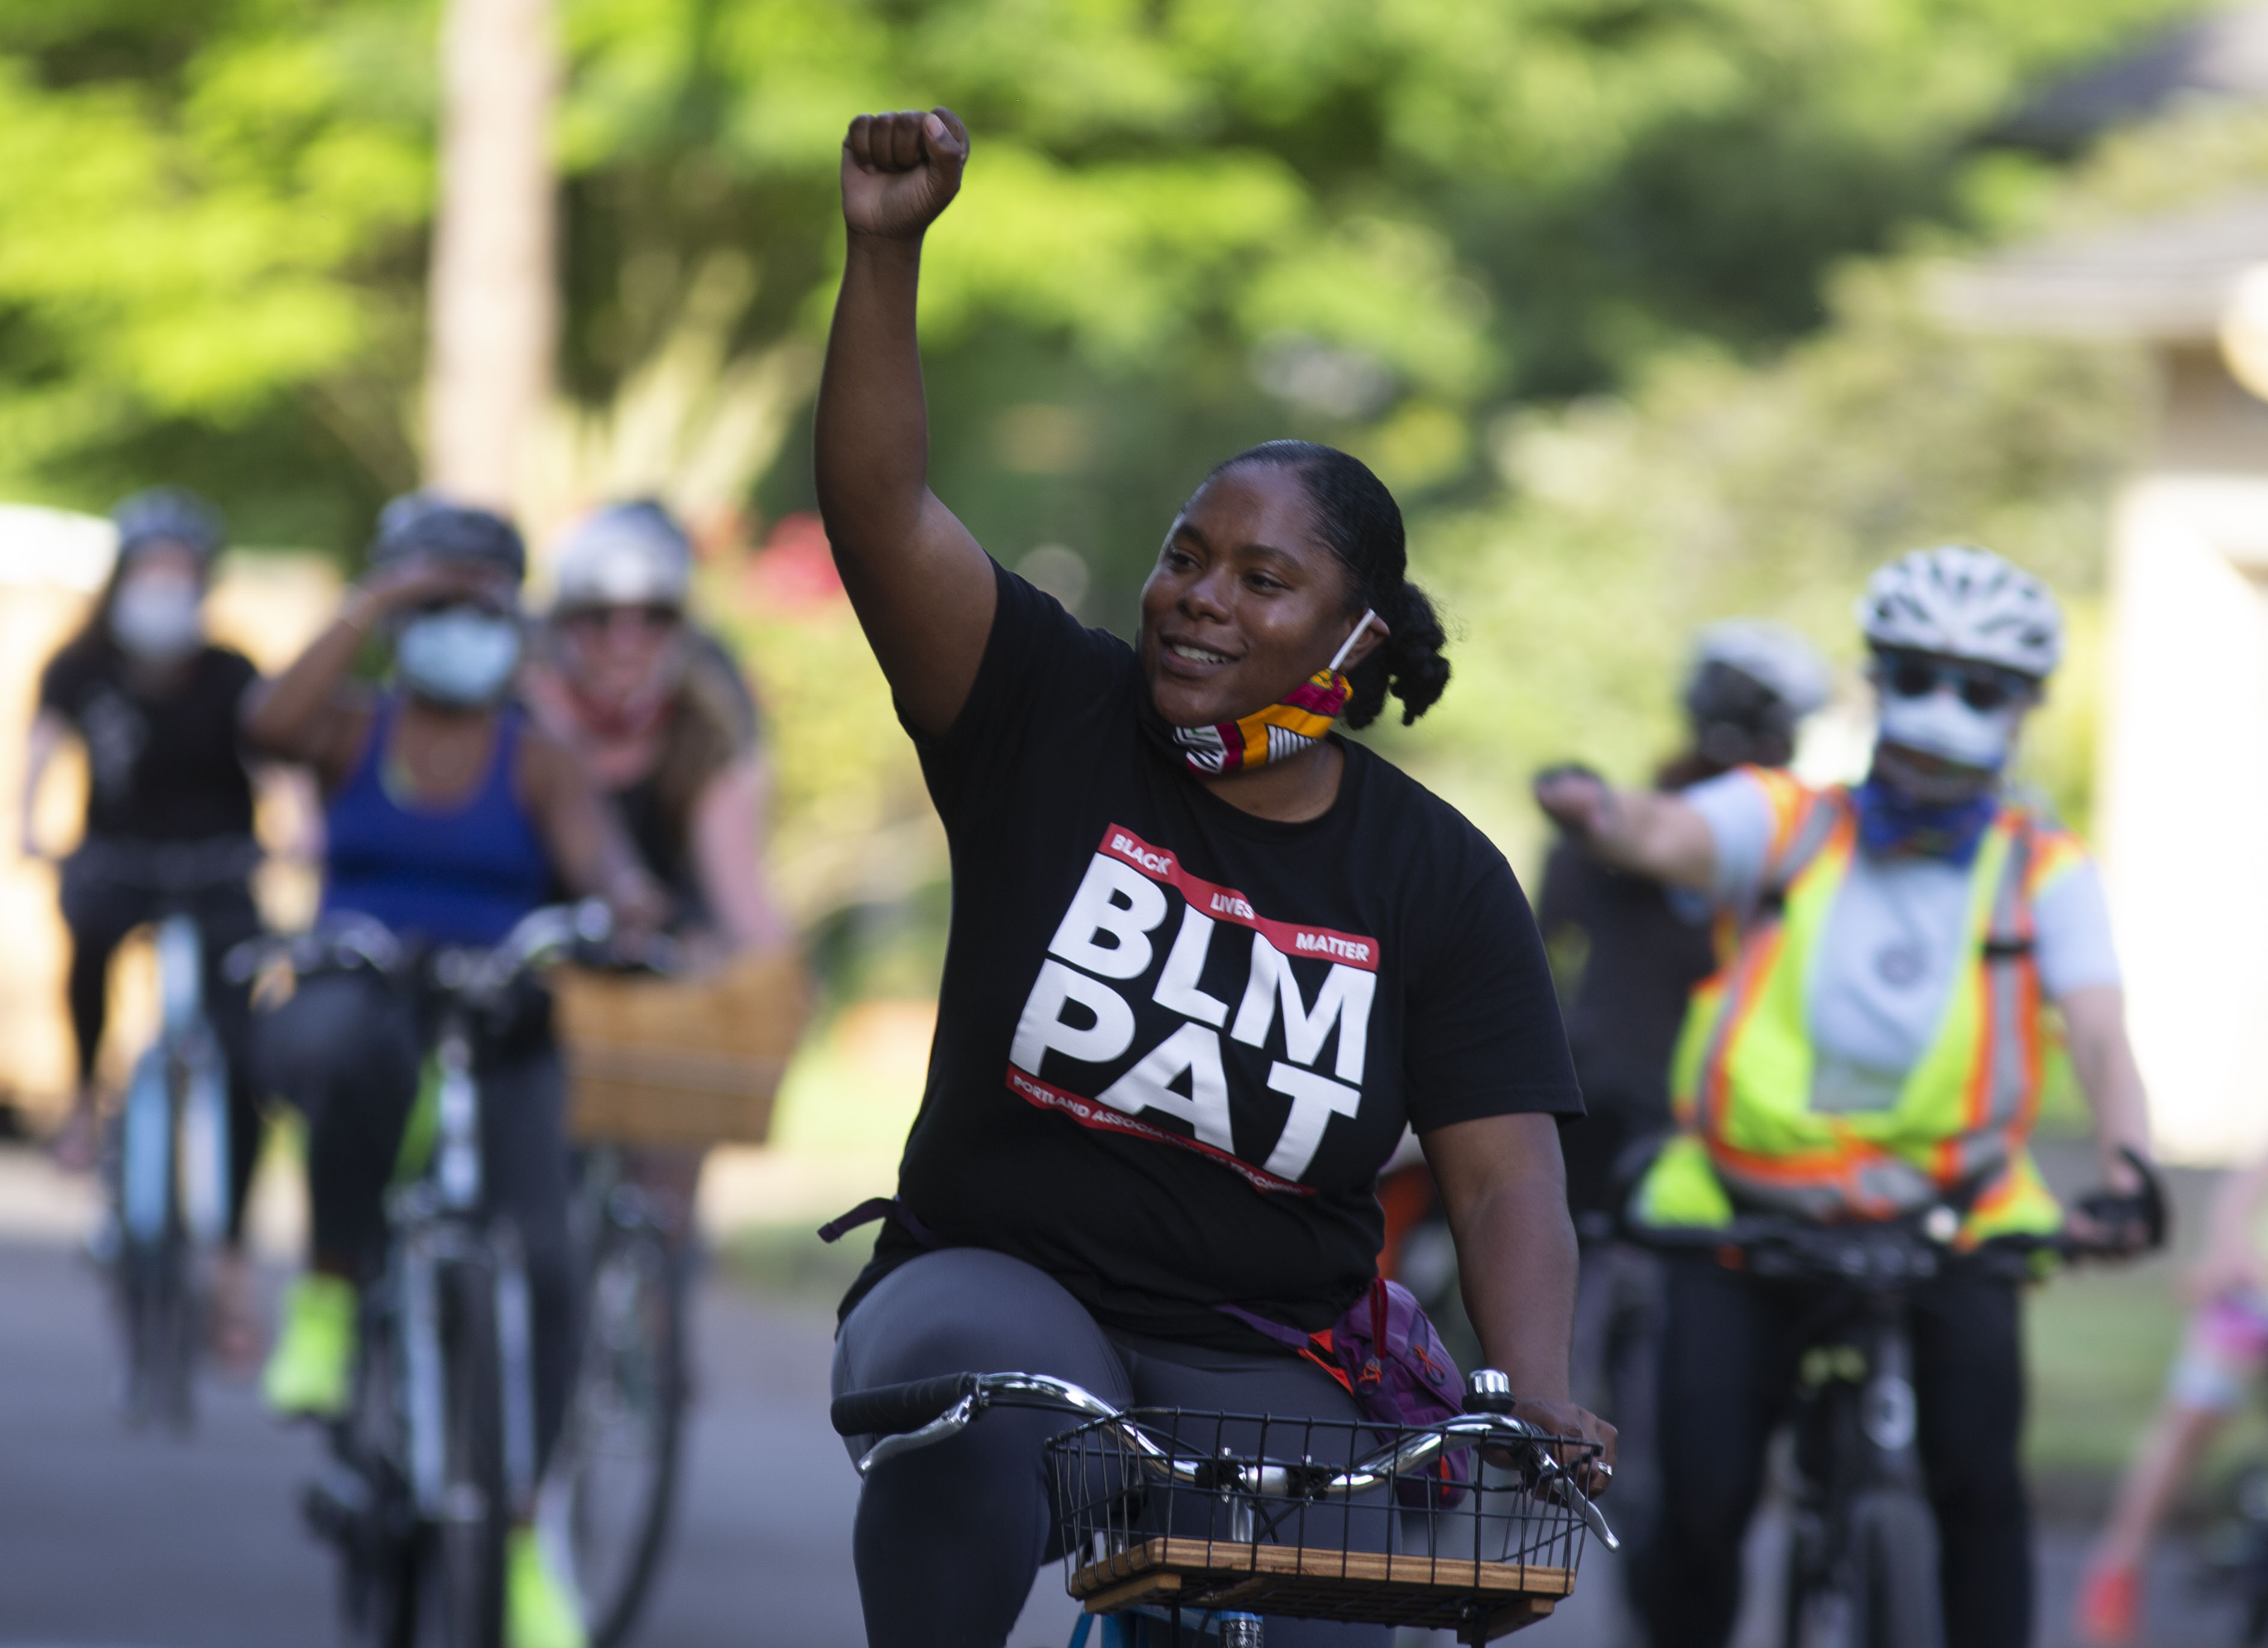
top-left (396, 606), bottom-right (523, 706)
top-left (109, 571), bottom-right (204, 663)
top-left (1874, 685), bottom-right (2021, 772)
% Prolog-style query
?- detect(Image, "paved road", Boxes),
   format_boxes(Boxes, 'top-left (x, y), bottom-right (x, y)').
top-left (0, 1223), bottom-right (2243, 1648)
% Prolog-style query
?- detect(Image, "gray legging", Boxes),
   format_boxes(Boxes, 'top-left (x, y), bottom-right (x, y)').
top-left (833, 1247), bottom-right (1392, 1648)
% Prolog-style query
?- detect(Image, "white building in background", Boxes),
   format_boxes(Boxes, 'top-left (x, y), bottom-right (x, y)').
top-left (1939, 197), bottom-right (2268, 1162)
top-left (1928, 2), bottom-right (2268, 1164)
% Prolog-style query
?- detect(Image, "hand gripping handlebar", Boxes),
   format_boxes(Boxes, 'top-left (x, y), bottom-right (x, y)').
top-left (829, 1371), bottom-right (1619, 1549)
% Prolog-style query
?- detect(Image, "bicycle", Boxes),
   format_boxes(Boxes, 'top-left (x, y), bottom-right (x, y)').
top-left (81, 835), bottom-right (263, 1432)
top-left (1628, 1163), bottom-right (2159, 1648)
top-left (261, 901), bottom-right (614, 1648)
top-left (831, 1366), bottom-right (1615, 1645)
top-left (542, 1138), bottom-right (689, 1648)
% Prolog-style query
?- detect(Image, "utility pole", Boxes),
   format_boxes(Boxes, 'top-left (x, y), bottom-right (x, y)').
top-left (424, 0), bottom-right (558, 510)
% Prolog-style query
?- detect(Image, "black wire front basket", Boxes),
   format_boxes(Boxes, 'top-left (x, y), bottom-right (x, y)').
top-left (1044, 1408), bottom-right (1597, 1644)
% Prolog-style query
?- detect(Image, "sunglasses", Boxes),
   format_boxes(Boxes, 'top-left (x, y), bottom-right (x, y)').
top-left (562, 603), bottom-right (680, 633)
top-left (406, 596), bottom-right (517, 621)
top-left (1874, 652), bottom-right (2031, 713)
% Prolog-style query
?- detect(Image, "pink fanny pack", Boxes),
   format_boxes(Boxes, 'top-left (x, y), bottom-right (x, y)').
top-left (1219, 1278), bottom-right (1470, 1506)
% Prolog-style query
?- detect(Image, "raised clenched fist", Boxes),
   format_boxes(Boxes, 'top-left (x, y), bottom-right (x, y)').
top-left (841, 107), bottom-right (969, 242)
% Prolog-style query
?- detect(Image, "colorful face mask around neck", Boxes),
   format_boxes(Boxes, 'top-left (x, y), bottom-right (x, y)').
top-left (1151, 610), bottom-right (1374, 778)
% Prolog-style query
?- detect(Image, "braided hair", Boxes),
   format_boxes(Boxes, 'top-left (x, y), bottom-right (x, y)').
top-left (1203, 441), bottom-right (1450, 728)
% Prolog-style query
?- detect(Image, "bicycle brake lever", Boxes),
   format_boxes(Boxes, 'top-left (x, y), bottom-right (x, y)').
top-left (1565, 1482), bottom-right (1619, 1550)
top-left (853, 1393), bottom-right (979, 1477)
top-left (1513, 1432), bottom-right (1620, 1551)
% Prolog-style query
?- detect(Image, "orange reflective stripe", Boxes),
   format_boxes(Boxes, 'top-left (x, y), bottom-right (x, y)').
top-left (2025, 827), bottom-right (2088, 897)
top-left (1701, 922), bottom-right (1787, 1140)
top-left (1748, 766), bottom-right (1811, 855)
top-left (1706, 1137), bottom-right (1916, 1219)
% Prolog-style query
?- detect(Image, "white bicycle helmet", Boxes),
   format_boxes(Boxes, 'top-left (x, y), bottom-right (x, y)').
top-left (1686, 619), bottom-right (1832, 722)
top-left (1857, 545), bottom-right (2062, 680)
top-left (551, 501), bottom-right (692, 611)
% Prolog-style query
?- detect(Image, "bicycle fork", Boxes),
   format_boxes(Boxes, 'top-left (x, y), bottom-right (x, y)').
top-left (1853, 1298), bottom-right (1924, 1492)
top-left (120, 915), bottom-right (230, 1248)
top-left (397, 1220), bottom-right (540, 1521)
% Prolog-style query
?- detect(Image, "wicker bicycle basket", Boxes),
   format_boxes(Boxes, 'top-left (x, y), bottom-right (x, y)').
top-left (1044, 1408), bottom-right (1596, 1645)
top-left (555, 950), bottom-right (807, 1147)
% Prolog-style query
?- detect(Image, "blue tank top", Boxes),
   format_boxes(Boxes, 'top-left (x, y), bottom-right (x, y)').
top-left (321, 697), bottom-right (553, 946)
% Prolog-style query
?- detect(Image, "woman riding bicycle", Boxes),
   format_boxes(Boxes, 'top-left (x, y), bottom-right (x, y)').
top-left (1536, 545), bottom-right (2160, 1648)
top-left (27, 487), bottom-right (268, 1364)
top-left (245, 495), bottom-right (660, 1648)
top-left (520, 499), bottom-right (791, 1244)
top-left (818, 108), bottom-right (1611, 1648)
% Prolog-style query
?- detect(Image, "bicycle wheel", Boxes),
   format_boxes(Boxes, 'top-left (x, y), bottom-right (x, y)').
top-left (119, 1232), bottom-right (196, 1432)
top-left (329, 1313), bottom-right (420, 1648)
top-left (422, 1257), bottom-right (508, 1648)
top-left (1849, 1489), bottom-right (1944, 1648)
top-left (561, 1221), bottom-right (686, 1647)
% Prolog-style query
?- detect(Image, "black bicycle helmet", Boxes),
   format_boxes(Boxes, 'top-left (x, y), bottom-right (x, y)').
top-left (111, 487), bottom-right (225, 564)
top-left (368, 490), bottom-right (526, 582)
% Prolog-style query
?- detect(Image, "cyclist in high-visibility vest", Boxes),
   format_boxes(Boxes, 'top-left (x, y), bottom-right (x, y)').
top-left (1535, 545), bottom-right (2160, 1648)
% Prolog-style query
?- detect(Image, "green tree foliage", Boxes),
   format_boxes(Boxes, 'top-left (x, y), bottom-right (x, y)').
top-left (1386, 103), bottom-right (2268, 862)
top-left (0, 1), bottom-right (431, 542)
top-left (0, 0), bottom-right (2207, 565)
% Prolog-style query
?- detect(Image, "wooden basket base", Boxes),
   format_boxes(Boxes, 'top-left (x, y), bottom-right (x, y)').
top-left (1068, 1537), bottom-right (1573, 1643)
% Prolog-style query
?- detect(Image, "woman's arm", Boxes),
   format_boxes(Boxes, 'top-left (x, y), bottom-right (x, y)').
top-left (20, 710), bottom-right (65, 859)
top-left (1422, 1112), bottom-right (1617, 1475)
top-left (2190, 1149), bottom-right (2268, 1304)
top-left (815, 107), bottom-right (996, 737)
top-left (689, 752), bottom-right (793, 953)
top-left (1532, 769), bottom-right (1716, 893)
top-left (244, 559), bottom-right (493, 781)
top-left (2060, 983), bottom-right (2154, 1195)
top-left (515, 728), bottom-right (668, 930)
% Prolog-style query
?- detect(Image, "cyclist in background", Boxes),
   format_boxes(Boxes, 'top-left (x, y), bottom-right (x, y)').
top-left (243, 495), bottom-right (661, 1648)
top-left (1534, 617), bottom-right (1828, 1621)
top-left (1537, 545), bottom-right (2159, 1648)
top-left (520, 500), bottom-right (791, 1236)
top-left (2076, 1145), bottom-right (2268, 1643)
top-left (25, 487), bottom-right (267, 1366)
top-left (1542, 620), bottom-right (1831, 1231)
top-left (521, 498), bottom-right (788, 963)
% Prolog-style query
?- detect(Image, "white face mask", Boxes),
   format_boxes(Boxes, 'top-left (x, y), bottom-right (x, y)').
top-left (1874, 682), bottom-right (2023, 771)
top-left (397, 606), bottom-right (523, 707)
top-left (109, 570), bottom-right (204, 663)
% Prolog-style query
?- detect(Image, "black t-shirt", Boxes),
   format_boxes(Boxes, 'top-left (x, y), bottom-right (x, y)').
top-left (1534, 834), bottom-right (1717, 1216)
top-left (852, 565), bottom-right (1581, 1347)
top-left (39, 642), bottom-right (259, 842)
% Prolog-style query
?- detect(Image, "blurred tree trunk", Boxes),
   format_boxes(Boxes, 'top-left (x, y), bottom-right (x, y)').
top-left (424, 0), bottom-right (558, 510)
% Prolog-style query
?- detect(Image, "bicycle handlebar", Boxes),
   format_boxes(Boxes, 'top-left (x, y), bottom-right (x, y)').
top-left (227, 900), bottom-right (670, 995)
top-left (1624, 1204), bottom-right (2150, 1280)
top-left (830, 1371), bottom-right (1620, 1549)
top-left (829, 1373), bottom-right (983, 1439)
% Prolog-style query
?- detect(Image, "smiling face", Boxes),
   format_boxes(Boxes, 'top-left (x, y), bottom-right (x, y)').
top-left (557, 602), bottom-right (684, 710)
top-left (1138, 465), bottom-right (1377, 729)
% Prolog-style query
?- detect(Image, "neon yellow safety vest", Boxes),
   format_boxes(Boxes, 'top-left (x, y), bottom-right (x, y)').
top-left (1632, 770), bottom-right (2085, 1245)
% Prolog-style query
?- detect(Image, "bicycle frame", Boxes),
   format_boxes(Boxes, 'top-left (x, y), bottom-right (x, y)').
top-left (377, 1006), bottom-right (542, 1523)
